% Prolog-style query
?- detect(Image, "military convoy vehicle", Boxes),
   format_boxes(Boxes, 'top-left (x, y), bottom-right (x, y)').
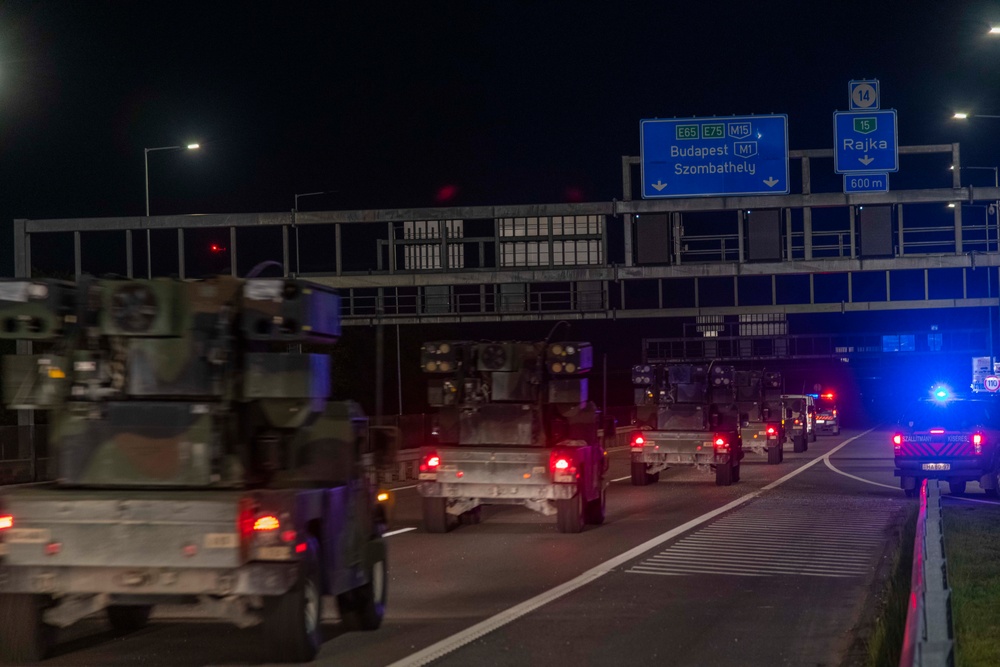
top-left (630, 363), bottom-right (744, 486)
top-left (417, 339), bottom-right (608, 533)
top-left (735, 370), bottom-right (784, 465)
top-left (0, 275), bottom-right (394, 663)
top-left (781, 393), bottom-right (816, 452)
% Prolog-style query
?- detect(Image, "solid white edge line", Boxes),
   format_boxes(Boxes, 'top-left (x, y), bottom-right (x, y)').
top-left (386, 428), bottom-right (875, 667)
top-left (947, 495), bottom-right (1000, 506)
top-left (383, 527), bottom-right (417, 538)
top-left (823, 455), bottom-right (899, 490)
top-left (390, 484), bottom-right (419, 491)
top-left (611, 475), bottom-right (632, 482)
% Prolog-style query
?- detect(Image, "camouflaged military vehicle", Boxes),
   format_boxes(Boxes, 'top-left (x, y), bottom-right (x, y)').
top-left (417, 339), bottom-right (609, 533)
top-left (0, 275), bottom-right (394, 664)
top-left (629, 362), bottom-right (744, 486)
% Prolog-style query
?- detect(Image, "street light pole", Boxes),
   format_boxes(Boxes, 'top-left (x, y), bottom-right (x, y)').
top-left (144, 143), bottom-right (200, 278)
top-left (292, 191), bottom-right (336, 276)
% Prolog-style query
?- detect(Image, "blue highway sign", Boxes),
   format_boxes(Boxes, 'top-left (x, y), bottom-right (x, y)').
top-left (844, 173), bottom-right (889, 193)
top-left (640, 115), bottom-right (789, 199)
top-left (834, 110), bottom-right (898, 174)
top-left (849, 79), bottom-right (879, 110)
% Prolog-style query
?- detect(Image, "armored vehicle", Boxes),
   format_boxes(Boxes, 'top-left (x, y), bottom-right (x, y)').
top-left (417, 339), bottom-right (608, 533)
top-left (735, 370), bottom-right (784, 465)
top-left (781, 393), bottom-right (816, 452)
top-left (0, 276), bottom-right (394, 664)
top-left (630, 363), bottom-right (744, 486)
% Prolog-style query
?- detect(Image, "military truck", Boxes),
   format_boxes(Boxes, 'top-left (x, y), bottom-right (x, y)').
top-left (0, 275), bottom-right (393, 664)
top-left (781, 393), bottom-right (816, 452)
top-left (417, 339), bottom-right (608, 533)
top-left (734, 370), bottom-right (784, 465)
top-left (630, 363), bottom-right (744, 486)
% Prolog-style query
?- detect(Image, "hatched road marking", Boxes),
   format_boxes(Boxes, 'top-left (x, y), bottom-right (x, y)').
top-left (627, 494), bottom-right (903, 578)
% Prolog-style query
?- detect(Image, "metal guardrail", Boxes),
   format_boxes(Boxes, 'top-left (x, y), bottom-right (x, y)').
top-left (899, 479), bottom-right (954, 667)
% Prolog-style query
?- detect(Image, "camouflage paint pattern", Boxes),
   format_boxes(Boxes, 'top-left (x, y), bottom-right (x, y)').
top-left (241, 279), bottom-right (341, 344)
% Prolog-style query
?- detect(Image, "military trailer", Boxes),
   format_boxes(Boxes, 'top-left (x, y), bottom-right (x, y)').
top-left (0, 276), bottom-right (393, 664)
top-left (630, 363), bottom-right (744, 486)
top-left (735, 370), bottom-right (784, 465)
top-left (416, 339), bottom-right (608, 533)
top-left (781, 393), bottom-right (816, 452)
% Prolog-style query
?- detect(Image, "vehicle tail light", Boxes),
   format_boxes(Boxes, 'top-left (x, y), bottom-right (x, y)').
top-left (713, 435), bottom-right (730, 453)
top-left (893, 433), bottom-right (902, 453)
top-left (0, 515), bottom-right (12, 531)
top-left (832, 409), bottom-right (838, 417)
top-left (630, 432), bottom-right (645, 448)
top-left (765, 424), bottom-right (778, 440)
top-left (930, 429), bottom-right (945, 434)
top-left (253, 515), bottom-right (280, 532)
top-left (973, 433), bottom-right (984, 455)
top-left (549, 450), bottom-right (578, 483)
top-left (419, 452), bottom-right (441, 472)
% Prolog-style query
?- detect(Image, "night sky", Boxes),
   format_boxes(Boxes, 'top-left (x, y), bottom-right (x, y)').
top-left (1, 1), bottom-right (999, 413)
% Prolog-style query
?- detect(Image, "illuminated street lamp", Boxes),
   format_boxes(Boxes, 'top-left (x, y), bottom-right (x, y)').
top-left (953, 112), bottom-right (1000, 120)
top-left (143, 143), bottom-right (200, 278)
top-left (990, 26), bottom-right (1000, 34)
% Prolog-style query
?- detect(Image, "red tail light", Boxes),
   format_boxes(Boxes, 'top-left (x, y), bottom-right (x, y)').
top-left (713, 435), bottom-right (730, 452)
top-left (893, 433), bottom-right (902, 452)
top-left (549, 450), bottom-right (578, 482)
top-left (973, 433), bottom-right (984, 455)
top-left (930, 429), bottom-right (945, 434)
top-left (631, 432), bottom-right (645, 448)
top-left (0, 515), bottom-right (12, 531)
top-left (419, 452), bottom-right (441, 473)
top-left (253, 515), bottom-right (280, 532)
top-left (765, 424), bottom-right (778, 439)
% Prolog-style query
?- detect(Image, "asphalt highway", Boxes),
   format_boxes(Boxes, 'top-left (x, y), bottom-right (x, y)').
top-left (38, 427), bottom-right (913, 666)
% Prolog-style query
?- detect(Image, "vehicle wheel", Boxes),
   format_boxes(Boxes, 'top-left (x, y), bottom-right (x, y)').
top-left (422, 496), bottom-right (449, 533)
top-left (949, 480), bottom-right (967, 496)
top-left (767, 446), bottom-right (781, 465)
top-left (904, 487), bottom-right (918, 498)
top-left (337, 538), bottom-right (387, 631)
top-left (630, 461), bottom-right (657, 486)
top-left (732, 462), bottom-right (741, 483)
top-left (833, 427), bottom-right (841, 436)
top-left (262, 536), bottom-right (322, 663)
top-left (459, 506), bottom-right (482, 525)
top-left (0, 594), bottom-right (55, 664)
top-left (584, 486), bottom-right (606, 525)
top-left (986, 476), bottom-right (1000, 498)
top-left (809, 429), bottom-right (817, 443)
top-left (778, 446), bottom-right (784, 463)
top-left (106, 604), bottom-right (153, 635)
top-left (556, 490), bottom-right (585, 533)
top-left (793, 435), bottom-right (806, 453)
top-left (715, 461), bottom-right (733, 486)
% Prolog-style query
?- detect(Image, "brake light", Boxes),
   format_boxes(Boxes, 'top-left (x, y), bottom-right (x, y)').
top-left (832, 409), bottom-right (837, 417)
top-left (930, 429), bottom-right (945, 434)
top-left (631, 433), bottom-right (646, 448)
top-left (549, 450), bottom-right (578, 482)
top-left (253, 515), bottom-right (280, 532)
top-left (0, 515), bottom-right (12, 531)
top-left (893, 433), bottom-right (902, 452)
top-left (419, 453), bottom-right (441, 472)
top-left (973, 433), bottom-right (984, 455)
top-left (765, 424), bottom-right (777, 438)
top-left (713, 435), bottom-right (730, 452)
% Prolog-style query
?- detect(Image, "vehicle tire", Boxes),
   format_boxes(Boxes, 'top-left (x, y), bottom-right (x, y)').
top-left (767, 446), bottom-right (781, 465)
top-left (459, 506), bottom-right (482, 525)
top-left (106, 604), bottom-right (153, 635)
top-left (337, 538), bottom-right (387, 632)
top-left (262, 536), bottom-right (322, 663)
top-left (732, 462), bottom-right (741, 483)
top-left (904, 487), bottom-right (918, 498)
top-left (583, 486), bottom-right (606, 525)
top-left (809, 429), bottom-right (817, 443)
top-left (833, 427), bottom-right (841, 436)
top-left (715, 461), bottom-right (733, 486)
top-left (986, 475), bottom-right (1000, 498)
top-left (630, 461), bottom-right (657, 486)
top-left (422, 496), bottom-right (449, 533)
top-left (0, 594), bottom-right (55, 664)
top-left (793, 435), bottom-right (806, 453)
top-left (556, 490), bottom-right (585, 533)
top-left (949, 480), bottom-right (967, 496)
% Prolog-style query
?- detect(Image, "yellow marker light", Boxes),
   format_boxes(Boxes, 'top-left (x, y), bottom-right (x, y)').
top-left (47, 368), bottom-right (66, 379)
top-left (377, 492), bottom-right (389, 502)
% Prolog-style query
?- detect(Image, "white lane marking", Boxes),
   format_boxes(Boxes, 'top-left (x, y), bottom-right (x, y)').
top-left (823, 456), bottom-right (899, 490)
top-left (390, 484), bottom-right (418, 491)
top-left (387, 429), bottom-right (875, 667)
top-left (383, 527), bottom-right (417, 537)
top-left (611, 475), bottom-right (631, 482)
top-left (947, 495), bottom-right (1000, 506)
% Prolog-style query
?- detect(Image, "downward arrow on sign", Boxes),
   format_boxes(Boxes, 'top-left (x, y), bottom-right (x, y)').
top-left (763, 177), bottom-right (779, 187)
top-left (651, 180), bottom-right (668, 191)
top-left (859, 155), bottom-right (874, 166)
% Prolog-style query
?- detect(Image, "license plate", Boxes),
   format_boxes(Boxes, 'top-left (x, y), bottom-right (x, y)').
top-left (257, 546), bottom-right (292, 560)
top-left (816, 419), bottom-right (826, 424)
top-left (922, 463), bottom-right (951, 471)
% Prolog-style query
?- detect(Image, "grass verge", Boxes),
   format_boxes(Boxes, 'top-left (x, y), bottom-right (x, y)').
top-left (863, 503), bottom-right (917, 667)
top-left (944, 501), bottom-right (1000, 667)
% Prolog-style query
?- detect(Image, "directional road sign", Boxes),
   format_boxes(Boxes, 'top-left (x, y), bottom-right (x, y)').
top-left (844, 173), bottom-right (889, 193)
top-left (640, 115), bottom-right (789, 199)
top-left (834, 110), bottom-right (898, 174)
